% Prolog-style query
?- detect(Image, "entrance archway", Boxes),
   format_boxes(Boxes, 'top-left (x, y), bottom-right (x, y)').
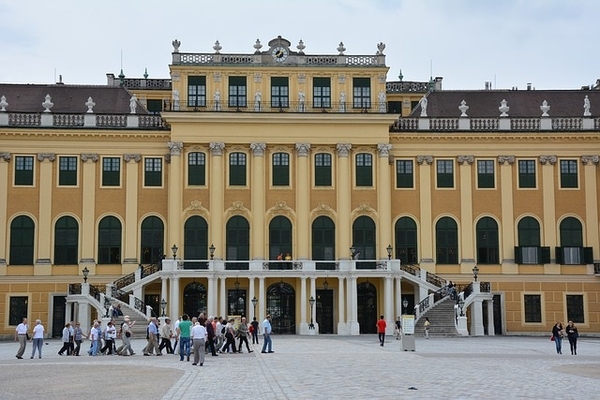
top-left (266, 282), bottom-right (296, 334)
top-left (357, 281), bottom-right (377, 333)
top-left (183, 282), bottom-right (206, 318)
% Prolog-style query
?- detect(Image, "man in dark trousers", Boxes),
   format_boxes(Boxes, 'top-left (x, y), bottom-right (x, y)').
top-left (205, 316), bottom-right (218, 356)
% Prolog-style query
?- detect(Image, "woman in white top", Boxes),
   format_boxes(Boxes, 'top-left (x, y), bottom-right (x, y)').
top-left (30, 319), bottom-right (45, 359)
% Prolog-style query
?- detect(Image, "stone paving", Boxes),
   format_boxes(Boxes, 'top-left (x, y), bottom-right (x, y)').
top-left (1, 334), bottom-right (599, 399)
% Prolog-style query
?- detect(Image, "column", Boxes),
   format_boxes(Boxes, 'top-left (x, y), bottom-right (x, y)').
top-left (170, 277), bottom-right (180, 319)
top-left (296, 143), bottom-right (311, 260)
top-left (540, 156), bottom-right (558, 271)
top-left (457, 155), bottom-right (475, 274)
top-left (0, 153), bottom-right (8, 270)
top-left (337, 276), bottom-right (346, 334)
top-left (209, 143), bottom-right (225, 258)
top-left (498, 156), bottom-right (517, 273)
top-left (417, 156), bottom-right (434, 269)
top-left (384, 276), bottom-right (393, 334)
top-left (220, 276), bottom-right (227, 318)
top-left (123, 154), bottom-right (141, 271)
top-left (347, 276), bottom-right (359, 335)
top-left (250, 143), bottom-right (266, 259)
top-left (167, 142), bottom-right (184, 256)
top-left (248, 277), bottom-right (256, 319)
top-left (395, 277), bottom-right (402, 318)
top-left (582, 156), bottom-right (600, 264)
top-left (336, 144), bottom-right (352, 258)
top-left (377, 144), bottom-right (393, 258)
top-left (486, 300), bottom-right (495, 335)
top-left (258, 277), bottom-right (265, 322)
top-left (160, 276), bottom-right (168, 316)
top-left (207, 276), bottom-right (216, 316)
top-left (35, 153), bottom-right (55, 274)
top-left (79, 154), bottom-right (98, 267)
top-left (300, 277), bottom-right (308, 333)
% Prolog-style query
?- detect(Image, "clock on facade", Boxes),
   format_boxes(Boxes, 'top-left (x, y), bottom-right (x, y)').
top-left (271, 46), bottom-right (289, 63)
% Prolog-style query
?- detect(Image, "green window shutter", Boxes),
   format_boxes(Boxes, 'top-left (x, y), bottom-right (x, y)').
top-left (514, 246), bottom-right (522, 264)
top-left (228, 76), bottom-right (247, 108)
top-left (313, 77), bottom-right (331, 108)
top-left (583, 247), bottom-right (593, 264)
top-left (59, 157), bottom-right (77, 186)
top-left (541, 247), bottom-right (551, 264)
top-left (229, 153), bottom-right (246, 186)
top-left (315, 153), bottom-right (332, 186)
top-left (555, 247), bottom-right (562, 265)
top-left (188, 76), bottom-right (206, 107)
top-left (144, 158), bottom-right (162, 186)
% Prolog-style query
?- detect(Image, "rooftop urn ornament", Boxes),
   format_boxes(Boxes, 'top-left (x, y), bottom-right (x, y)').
top-left (540, 100), bottom-right (550, 117)
top-left (584, 95), bottom-right (591, 117)
top-left (42, 94), bottom-right (54, 113)
top-left (499, 99), bottom-right (509, 117)
top-left (253, 39), bottom-right (262, 54)
top-left (172, 39), bottom-right (181, 53)
top-left (337, 41), bottom-right (346, 55)
top-left (376, 42), bottom-right (386, 55)
top-left (297, 39), bottom-right (306, 54)
top-left (398, 69), bottom-right (403, 82)
top-left (143, 68), bottom-right (149, 80)
top-left (458, 100), bottom-right (469, 117)
top-left (0, 95), bottom-right (8, 111)
top-left (213, 40), bottom-right (222, 54)
top-left (85, 97), bottom-right (95, 113)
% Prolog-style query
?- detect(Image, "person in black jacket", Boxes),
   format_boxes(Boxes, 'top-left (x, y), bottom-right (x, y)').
top-left (565, 320), bottom-right (579, 355)
top-left (205, 316), bottom-right (218, 356)
top-left (551, 321), bottom-right (564, 354)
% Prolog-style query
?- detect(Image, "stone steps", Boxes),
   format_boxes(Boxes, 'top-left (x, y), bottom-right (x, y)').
top-left (414, 297), bottom-right (458, 337)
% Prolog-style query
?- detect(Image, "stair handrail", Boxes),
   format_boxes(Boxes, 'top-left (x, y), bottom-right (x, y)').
top-left (414, 287), bottom-right (448, 321)
top-left (400, 263), bottom-right (420, 276)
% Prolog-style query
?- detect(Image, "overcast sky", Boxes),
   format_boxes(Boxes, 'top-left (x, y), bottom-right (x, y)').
top-left (1, 0), bottom-right (598, 90)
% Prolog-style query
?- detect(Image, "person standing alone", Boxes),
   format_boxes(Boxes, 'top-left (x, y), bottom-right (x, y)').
top-left (14, 317), bottom-right (28, 359)
top-left (261, 314), bottom-right (274, 353)
top-left (177, 314), bottom-right (193, 362)
top-left (376, 315), bottom-right (387, 347)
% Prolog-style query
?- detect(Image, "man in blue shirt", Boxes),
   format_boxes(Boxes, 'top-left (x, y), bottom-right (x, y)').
top-left (143, 318), bottom-right (161, 356)
top-left (261, 314), bottom-right (274, 353)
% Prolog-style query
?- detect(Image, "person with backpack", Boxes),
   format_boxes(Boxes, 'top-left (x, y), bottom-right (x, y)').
top-left (215, 317), bottom-right (225, 351)
top-left (250, 317), bottom-right (260, 345)
top-left (101, 321), bottom-right (117, 355)
top-left (219, 318), bottom-right (238, 354)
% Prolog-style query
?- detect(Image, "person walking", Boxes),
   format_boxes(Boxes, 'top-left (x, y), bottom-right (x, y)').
top-left (30, 319), bottom-right (45, 359)
top-left (191, 321), bottom-right (207, 366)
top-left (73, 322), bottom-right (83, 356)
top-left (237, 317), bottom-right (253, 353)
top-left (205, 316), bottom-right (218, 357)
top-left (220, 318), bottom-right (237, 354)
top-left (565, 320), bottom-right (579, 355)
top-left (552, 321), bottom-right (564, 354)
top-left (177, 314), bottom-right (193, 362)
top-left (424, 317), bottom-right (431, 339)
top-left (261, 314), bottom-right (274, 353)
top-left (117, 316), bottom-right (135, 356)
top-left (215, 317), bottom-right (225, 351)
top-left (159, 318), bottom-right (174, 354)
top-left (101, 321), bottom-right (116, 355)
top-left (251, 317), bottom-right (260, 345)
top-left (376, 315), bottom-right (387, 347)
top-left (14, 317), bottom-right (29, 359)
top-left (87, 321), bottom-right (100, 356)
top-left (143, 318), bottom-right (161, 356)
top-left (394, 316), bottom-right (402, 340)
top-left (58, 323), bottom-right (71, 355)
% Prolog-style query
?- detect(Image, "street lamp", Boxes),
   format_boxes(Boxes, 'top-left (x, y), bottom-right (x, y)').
top-left (171, 244), bottom-right (178, 260)
top-left (160, 298), bottom-right (167, 317)
top-left (309, 296), bottom-right (316, 329)
top-left (209, 244), bottom-right (216, 260)
top-left (82, 266), bottom-right (89, 283)
top-left (251, 296), bottom-right (258, 318)
top-left (458, 299), bottom-right (465, 317)
top-left (104, 296), bottom-right (111, 318)
top-left (403, 298), bottom-right (408, 315)
top-left (472, 265), bottom-right (479, 282)
top-left (386, 244), bottom-right (393, 260)
top-left (323, 279), bottom-right (329, 291)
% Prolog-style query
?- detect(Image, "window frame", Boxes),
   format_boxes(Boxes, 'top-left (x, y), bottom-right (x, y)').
top-left (14, 155), bottom-right (34, 186)
top-left (352, 77), bottom-right (371, 109)
top-left (560, 159), bottom-right (578, 189)
top-left (102, 157), bottom-right (121, 187)
top-left (272, 152), bottom-right (290, 186)
top-left (228, 76), bottom-right (247, 108)
top-left (54, 216), bottom-right (79, 265)
top-left (313, 77), bottom-right (331, 109)
top-left (9, 296), bottom-right (29, 326)
top-left (477, 159), bottom-right (495, 189)
top-left (523, 293), bottom-right (543, 323)
top-left (355, 153), bottom-right (373, 187)
top-left (188, 76), bottom-right (207, 108)
top-left (229, 152), bottom-right (247, 186)
top-left (396, 159), bottom-right (414, 189)
top-left (518, 159), bottom-right (536, 189)
top-left (97, 216), bottom-right (122, 264)
top-left (58, 156), bottom-right (78, 186)
top-left (270, 77), bottom-right (289, 109)
top-left (565, 294), bottom-right (585, 324)
top-left (314, 153), bottom-right (332, 187)
top-left (144, 157), bottom-right (163, 187)
top-left (436, 159), bottom-right (454, 188)
top-left (188, 152), bottom-right (206, 186)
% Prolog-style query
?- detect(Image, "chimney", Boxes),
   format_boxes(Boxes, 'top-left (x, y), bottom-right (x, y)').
top-left (56, 75), bottom-right (64, 85)
top-left (527, 82), bottom-right (532, 91)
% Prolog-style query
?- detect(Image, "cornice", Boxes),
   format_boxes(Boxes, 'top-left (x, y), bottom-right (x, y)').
top-left (0, 129), bottom-right (170, 140)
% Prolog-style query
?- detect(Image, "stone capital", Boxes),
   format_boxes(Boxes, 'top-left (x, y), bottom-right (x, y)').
top-left (0, 152), bottom-right (10, 162)
top-left (295, 143), bottom-right (311, 157)
top-left (416, 155), bottom-right (433, 165)
top-left (457, 155), bottom-right (474, 165)
top-left (123, 154), bottom-right (141, 163)
top-left (37, 153), bottom-right (56, 162)
top-left (168, 141), bottom-right (183, 156)
top-left (377, 143), bottom-right (392, 157)
top-left (336, 143), bottom-right (352, 157)
top-left (250, 142), bottom-right (266, 157)
top-left (581, 155), bottom-right (600, 165)
top-left (209, 142), bottom-right (225, 156)
top-left (539, 155), bottom-right (557, 165)
top-left (81, 153), bottom-right (99, 163)
top-left (497, 155), bottom-right (515, 165)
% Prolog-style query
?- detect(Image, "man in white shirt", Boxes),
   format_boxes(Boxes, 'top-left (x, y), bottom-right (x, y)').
top-left (159, 318), bottom-right (173, 354)
top-left (173, 317), bottom-right (181, 355)
top-left (261, 314), bottom-right (274, 353)
top-left (14, 317), bottom-right (28, 359)
top-left (191, 321), bottom-right (207, 366)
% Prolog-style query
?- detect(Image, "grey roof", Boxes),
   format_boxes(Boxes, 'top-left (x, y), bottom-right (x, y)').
top-left (0, 84), bottom-right (146, 114)
top-left (410, 90), bottom-right (598, 118)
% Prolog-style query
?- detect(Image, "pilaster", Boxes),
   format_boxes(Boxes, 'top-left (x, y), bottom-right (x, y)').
top-left (35, 153), bottom-right (55, 273)
top-left (123, 154), bottom-right (141, 267)
top-left (79, 153), bottom-right (98, 265)
top-left (582, 155), bottom-right (600, 262)
top-left (540, 155), bottom-right (558, 271)
top-left (167, 142), bottom-right (184, 255)
top-left (250, 142), bottom-right (266, 259)
top-left (457, 155), bottom-right (474, 273)
top-left (498, 156), bottom-right (517, 273)
top-left (377, 144), bottom-right (392, 258)
top-left (0, 153), bottom-right (10, 272)
top-left (417, 156), bottom-right (434, 267)
top-left (209, 143), bottom-right (225, 257)
top-left (296, 143), bottom-right (311, 259)
top-left (336, 144), bottom-right (352, 259)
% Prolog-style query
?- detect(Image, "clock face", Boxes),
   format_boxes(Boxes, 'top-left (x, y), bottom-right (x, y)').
top-left (271, 46), bottom-right (289, 63)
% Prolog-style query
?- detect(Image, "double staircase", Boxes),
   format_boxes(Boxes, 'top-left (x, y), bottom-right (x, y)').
top-left (109, 301), bottom-right (150, 337)
top-left (414, 297), bottom-right (458, 337)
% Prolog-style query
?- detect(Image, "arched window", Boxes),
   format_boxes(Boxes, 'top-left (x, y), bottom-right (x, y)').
top-left (183, 282), bottom-right (207, 319)
top-left (10, 216), bottom-right (34, 265)
top-left (140, 216), bottom-right (164, 264)
top-left (54, 216), bottom-right (78, 265)
top-left (98, 216), bottom-right (121, 264)
top-left (266, 282), bottom-right (295, 334)
top-left (560, 217), bottom-right (583, 247)
top-left (476, 217), bottom-right (499, 264)
top-left (352, 216), bottom-right (376, 269)
top-left (516, 217), bottom-right (548, 264)
top-left (395, 217), bottom-right (418, 264)
top-left (436, 217), bottom-right (458, 264)
top-left (312, 216), bottom-right (335, 270)
top-left (269, 216), bottom-right (292, 263)
top-left (557, 217), bottom-right (591, 265)
top-left (226, 216), bottom-right (249, 270)
top-left (184, 216), bottom-right (208, 269)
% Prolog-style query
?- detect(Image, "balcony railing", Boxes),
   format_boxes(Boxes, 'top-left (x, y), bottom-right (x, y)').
top-left (164, 100), bottom-right (386, 114)
top-left (1, 112), bottom-right (168, 129)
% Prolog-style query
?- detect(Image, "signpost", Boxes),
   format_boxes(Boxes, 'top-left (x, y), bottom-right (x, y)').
top-left (401, 315), bottom-right (416, 351)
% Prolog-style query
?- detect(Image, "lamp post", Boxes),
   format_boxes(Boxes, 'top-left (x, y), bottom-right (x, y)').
top-left (104, 296), bottom-right (111, 318)
top-left (403, 298), bottom-right (408, 315)
top-left (251, 296), bottom-right (258, 319)
top-left (386, 244), bottom-right (393, 260)
top-left (82, 266), bottom-right (89, 283)
top-left (458, 299), bottom-right (465, 317)
top-left (472, 265), bottom-right (479, 282)
top-left (171, 244), bottom-right (178, 259)
top-left (323, 279), bottom-right (329, 291)
top-left (160, 298), bottom-right (167, 317)
top-left (209, 244), bottom-right (215, 260)
top-left (309, 296), bottom-right (316, 329)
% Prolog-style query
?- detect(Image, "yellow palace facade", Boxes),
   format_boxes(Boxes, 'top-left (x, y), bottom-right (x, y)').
top-left (1, 36), bottom-right (599, 338)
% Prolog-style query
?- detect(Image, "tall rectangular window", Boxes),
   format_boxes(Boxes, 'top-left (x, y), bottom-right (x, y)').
top-left (436, 160), bottom-right (454, 188)
top-left (315, 153), bottom-right (332, 186)
top-left (188, 76), bottom-right (206, 107)
top-left (102, 157), bottom-right (120, 186)
top-left (144, 158), bottom-right (162, 187)
top-left (272, 153), bottom-right (290, 186)
top-left (524, 294), bottom-right (542, 323)
top-left (15, 156), bottom-right (34, 185)
top-left (228, 76), bottom-right (247, 108)
top-left (560, 160), bottom-right (578, 188)
top-left (59, 156), bottom-right (77, 186)
top-left (477, 160), bottom-right (494, 188)
top-left (356, 153), bottom-right (373, 186)
top-left (229, 152), bottom-right (247, 186)
top-left (271, 77), bottom-right (289, 108)
top-left (313, 77), bottom-right (331, 108)
top-left (353, 77), bottom-right (371, 109)
top-left (188, 152), bottom-right (206, 186)
top-left (9, 296), bottom-right (28, 326)
top-left (396, 160), bottom-right (414, 188)
top-left (566, 294), bottom-right (584, 323)
top-left (518, 160), bottom-right (536, 188)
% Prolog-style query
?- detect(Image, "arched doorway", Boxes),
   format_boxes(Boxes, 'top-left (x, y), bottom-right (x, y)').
top-left (141, 216), bottom-right (164, 264)
top-left (266, 282), bottom-right (296, 334)
top-left (312, 216), bottom-right (336, 270)
top-left (183, 281), bottom-right (207, 319)
top-left (352, 216), bottom-right (376, 269)
top-left (226, 216), bottom-right (250, 270)
top-left (184, 216), bottom-right (208, 269)
top-left (269, 216), bottom-right (292, 269)
top-left (357, 281), bottom-right (377, 334)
